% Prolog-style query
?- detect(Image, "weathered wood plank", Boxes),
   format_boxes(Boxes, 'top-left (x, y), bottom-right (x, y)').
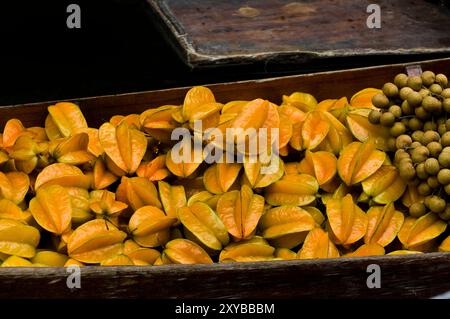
top-left (1, 253), bottom-right (449, 299)
top-left (147, 0), bottom-right (450, 67)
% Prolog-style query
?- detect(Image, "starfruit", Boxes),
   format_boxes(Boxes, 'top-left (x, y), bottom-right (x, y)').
top-left (137, 155), bottom-right (170, 181)
top-left (67, 219), bottom-right (127, 263)
top-left (8, 135), bottom-right (49, 174)
top-left (99, 121), bottom-right (147, 176)
top-left (364, 203), bottom-right (404, 247)
top-left (242, 155), bottom-right (284, 188)
top-left (64, 258), bottom-right (84, 267)
top-left (178, 202), bottom-right (229, 251)
top-left (179, 86), bottom-right (216, 122)
top-left (345, 108), bottom-right (390, 151)
top-left (304, 206), bottom-right (325, 226)
top-left (228, 99), bottom-right (280, 154)
top-left (297, 150), bottom-right (337, 190)
top-left (158, 181), bottom-right (186, 222)
top-left (439, 236), bottom-right (450, 252)
top-left (203, 162), bottom-right (241, 194)
top-left (398, 213), bottom-right (447, 250)
top-left (187, 191), bottom-right (220, 210)
top-left (401, 184), bottom-right (425, 208)
top-left (219, 237), bottom-right (275, 262)
top-left (31, 251), bottom-right (68, 266)
top-left (166, 146), bottom-right (203, 178)
top-left (48, 133), bottom-right (95, 165)
top-left (337, 140), bottom-right (385, 186)
top-left (64, 187), bottom-right (92, 224)
top-left (123, 239), bottom-right (160, 265)
top-left (110, 114), bottom-right (141, 129)
top-left (116, 176), bottom-right (162, 212)
top-left (274, 248), bottom-right (297, 260)
top-left (265, 174), bottom-right (319, 206)
top-left (0, 150), bottom-right (8, 166)
top-left (0, 199), bottom-right (31, 222)
top-left (297, 228), bottom-right (340, 259)
top-left (1, 119), bottom-right (23, 149)
top-left (301, 110), bottom-right (330, 150)
top-left (326, 194), bottom-right (368, 246)
top-left (216, 185), bottom-right (264, 241)
top-left (1, 255), bottom-right (33, 267)
top-left (34, 163), bottom-right (91, 190)
top-left (361, 165), bottom-right (406, 204)
top-left (259, 206), bottom-right (315, 249)
top-left (101, 254), bottom-right (134, 266)
top-left (91, 158), bottom-right (118, 190)
top-left (129, 206), bottom-right (176, 248)
top-left (0, 219), bottom-right (40, 258)
top-left (282, 92), bottom-right (318, 112)
top-left (163, 239), bottom-right (213, 264)
top-left (346, 243), bottom-right (385, 257)
top-left (72, 127), bottom-right (103, 157)
top-left (89, 190), bottom-right (128, 224)
top-left (29, 185), bottom-right (72, 235)
top-left (350, 88), bottom-right (382, 108)
top-left (46, 102), bottom-right (88, 139)
top-left (387, 250), bottom-right (423, 255)
top-left (0, 171), bottom-right (29, 204)
top-left (315, 111), bottom-right (353, 155)
top-left (52, 229), bottom-right (73, 253)
top-left (140, 105), bottom-right (180, 143)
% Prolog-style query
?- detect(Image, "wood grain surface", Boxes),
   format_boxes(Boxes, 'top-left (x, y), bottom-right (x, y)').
top-left (147, 0), bottom-right (450, 67)
top-left (1, 58), bottom-right (450, 299)
top-left (0, 253), bottom-right (449, 299)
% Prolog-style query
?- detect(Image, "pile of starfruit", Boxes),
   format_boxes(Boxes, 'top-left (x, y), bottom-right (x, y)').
top-left (0, 83), bottom-right (449, 267)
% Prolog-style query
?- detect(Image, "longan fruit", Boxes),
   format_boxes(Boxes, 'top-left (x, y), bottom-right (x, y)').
top-left (415, 106), bottom-right (430, 120)
top-left (437, 168), bottom-right (450, 185)
top-left (423, 121), bottom-right (437, 132)
top-left (411, 130), bottom-right (424, 143)
top-left (394, 73), bottom-right (408, 88)
top-left (372, 94), bottom-right (390, 109)
top-left (428, 196), bottom-right (446, 214)
top-left (408, 118), bottom-right (423, 131)
top-left (418, 182), bottom-right (432, 196)
top-left (424, 158), bottom-right (440, 175)
top-left (436, 73), bottom-right (448, 87)
top-left (407, 76), bottom-right (423, 91)
top-left (441, 132), bottom-right (450, 147)
top-left (421, 71), bottom-right (436, 86)
top-left (368, 110), bottom-right (381, 124)
top-left (409, 202), bottom-right (427, 218)
top-left (390, 123), bottom-right (406, 137)
top-left (388, 105), bottom-right (402, 118)
top-left (383, 82), bottom-right (399, 98)
top-left (400, 87), bottom-right (414, 100)
top-left (416, 163), bottom-right (428, 180)
top-left (380, 112), bottom-right (396, 127)
top-left (443, 99), bottom-right (450, 113)
top-left (401, 100), bottom-right (413, 115)
top-left (439, 151), bottom-right (450, 168)
top-left (442, 88), bottom-right (450, 98)
top-left (422, 131), bottom-right (440, 145)
top-left (427, 141), bottom-right (442, 157)
top-left (411, 146), bottom-right (429, 164)
top-left (407, 91), bottom-right (423, 107)
top-left (429, 84), bottom-right (443, 95)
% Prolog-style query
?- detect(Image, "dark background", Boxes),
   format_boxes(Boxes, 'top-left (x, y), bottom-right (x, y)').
top-left (1, 0), bottom-right (450, 106)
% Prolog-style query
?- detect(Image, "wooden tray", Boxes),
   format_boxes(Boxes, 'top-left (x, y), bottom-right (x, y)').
top-left (147, 0), bottom-right (450, 68)
top-left (1, 58), bottom-right (450, 299)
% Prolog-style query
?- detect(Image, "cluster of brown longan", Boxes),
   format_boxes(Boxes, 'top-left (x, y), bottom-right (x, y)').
top-left (369, 71), bottom-right (450, 220)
